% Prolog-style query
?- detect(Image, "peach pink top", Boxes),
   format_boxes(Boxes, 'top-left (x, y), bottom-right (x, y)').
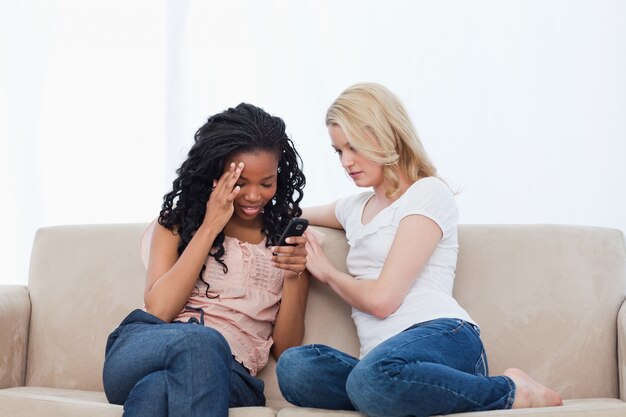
top-left (141, 221), bottom-right (284, 375)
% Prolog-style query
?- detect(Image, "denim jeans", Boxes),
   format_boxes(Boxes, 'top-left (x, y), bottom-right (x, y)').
top-left (102, 309), bottom-right (265, 417)
top-left (276, 318), bottom-right (515, 417)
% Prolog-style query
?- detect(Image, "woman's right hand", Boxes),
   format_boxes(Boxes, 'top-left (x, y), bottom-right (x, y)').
top-left (144, 161), bottom-right (244, 322)
top-left (203, 162), bottom-right (243, 229)
top-left (304, 229), bottom-right (335, 284)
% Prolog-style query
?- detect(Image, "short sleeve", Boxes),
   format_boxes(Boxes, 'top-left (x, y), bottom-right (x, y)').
top-left (397, 177), bottom-right (458, 239)
top-left (140, 218), bottom-right (158, 269)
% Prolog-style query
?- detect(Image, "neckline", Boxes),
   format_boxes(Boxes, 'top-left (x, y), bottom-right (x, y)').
top-left (358, 178), bottom-right (428, 226)
top-left (224, 234), bottom-right (267, 246)
top-left (359, 193), bottom-right (398, 226)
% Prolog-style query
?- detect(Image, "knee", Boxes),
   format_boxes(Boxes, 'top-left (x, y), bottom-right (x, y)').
top-left (131, 371), bottom-right (167, 402)
top-left (276, 345), bottom-right (324, 398)
top-left (122, 372), bottom-right (168, 417)
top-left (346, 361), bottom-right (389, 415)
top-left (276, 346), bottom-right (313, 386)
top-left (169, 326), bottom-right (231, 363)
top-left (345, 362), bottom-right (370, 402)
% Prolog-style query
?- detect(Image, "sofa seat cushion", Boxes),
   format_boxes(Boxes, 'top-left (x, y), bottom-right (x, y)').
top-left (0, 387), bottom-right (276, 417)
top-left (277, 399), bottom-right (626, 417)
top-left (0, 387), bottom-right (119, 417)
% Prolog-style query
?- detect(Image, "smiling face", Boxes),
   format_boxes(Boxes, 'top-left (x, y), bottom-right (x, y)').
top-left (224, 150), bottom-right (279, 224)
top-left (329, 124), bottom-right (384, 189)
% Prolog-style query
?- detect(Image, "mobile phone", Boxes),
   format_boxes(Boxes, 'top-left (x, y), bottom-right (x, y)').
top-left (277, 217), bottom-right (309, 246)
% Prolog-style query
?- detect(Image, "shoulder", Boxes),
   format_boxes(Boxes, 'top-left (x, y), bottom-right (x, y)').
top-left (141, 218), bottom-right (179, 268)
top-left (400, 177), bottom-right (455, 209)
top-left (406, 176), bottom-right (453, 199)
top-left (397, 177), bottom-right (458, 237)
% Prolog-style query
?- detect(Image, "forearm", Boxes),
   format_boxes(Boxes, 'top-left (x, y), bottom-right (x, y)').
top-left (271, 271), bottom-right (310, 358)
top-left (302, 203), bottom-right (342, 229)
top-left (324, 269), bottom-right (399, 319)
top-left (144, 224), bottom-right (220, 322)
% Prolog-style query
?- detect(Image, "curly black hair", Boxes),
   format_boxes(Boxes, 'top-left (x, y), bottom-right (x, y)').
top-left (158, 103), bottom-right (305, 293)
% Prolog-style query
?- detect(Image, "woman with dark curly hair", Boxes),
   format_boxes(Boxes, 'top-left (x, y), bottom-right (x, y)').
top-left (102, 103), bottom-right (309, 417)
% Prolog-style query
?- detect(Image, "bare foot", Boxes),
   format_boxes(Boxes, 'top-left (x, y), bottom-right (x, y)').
top-left (503, 368), bottom-right (563, 408)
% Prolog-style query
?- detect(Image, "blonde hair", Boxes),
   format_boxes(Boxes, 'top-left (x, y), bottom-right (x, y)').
top-left (326, 82), bottom-right (437, 199)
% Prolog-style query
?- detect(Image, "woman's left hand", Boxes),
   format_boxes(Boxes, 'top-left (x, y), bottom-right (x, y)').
top-left (272, 235), bottom-right (307, 278)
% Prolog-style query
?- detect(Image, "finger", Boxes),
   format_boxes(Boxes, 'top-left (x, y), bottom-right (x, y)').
top-left (304, 239), bottom-right (322, 256)
top-left (272, 253), bottom-right (307, 264)
top-left (285, 236), bottom-right (307, 246)
top-left (214, 164), bottom-right (242, 199)
top-left (271, 245), bottom-right (300, 255)
top-left (304, 229), bottom-right (320, 244)
top-left (210, 164), bottom-right (234, 198)
top-left (215, 162), bottom-right (239, 188)
top-left (304, 234), bottom-right (321, 251)
top-left (226, 185), bottom-right (241, 202)
top-left (273, 249), bottom-right (307, 262)
top-left (272, 236), bottom-right (307, 253)
top-left (212, 162), bottom-right (243, 201)
top-left (231, 162), bottom-right (244, 181)
top-left (272, 261), bottom-right (306, 273)
top-left (224, 162), bottom-right (244, 188)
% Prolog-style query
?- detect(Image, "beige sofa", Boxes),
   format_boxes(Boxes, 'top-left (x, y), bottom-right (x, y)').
top-left (1, 223), bottom-right (626, 417)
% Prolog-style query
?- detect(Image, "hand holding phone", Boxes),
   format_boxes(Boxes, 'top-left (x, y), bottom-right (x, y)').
top-left (277, 217), bottom-right (309, 246)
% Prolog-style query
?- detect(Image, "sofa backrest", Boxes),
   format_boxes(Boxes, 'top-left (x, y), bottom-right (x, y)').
top-left (25, 223), bottom-right (626, 405)
top-left (453, 225), bottom-right (626, 400)
top-left (26, 224), bottom-right (146, 391)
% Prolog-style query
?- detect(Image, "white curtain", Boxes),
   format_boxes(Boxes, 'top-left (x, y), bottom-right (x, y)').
top-left (2, 0), bottom-right (167, 284)
top-left (3, 0), bottom-right (626, 285)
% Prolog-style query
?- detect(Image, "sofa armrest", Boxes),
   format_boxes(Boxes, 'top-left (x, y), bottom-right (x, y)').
top-left (619, 298), bottom-right (626, 400)
top-left (0, 285), bottom-right (31, 388)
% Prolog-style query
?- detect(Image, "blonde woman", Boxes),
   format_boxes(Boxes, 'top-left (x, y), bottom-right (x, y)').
top-left (275, 83), bottom-right (562, 417)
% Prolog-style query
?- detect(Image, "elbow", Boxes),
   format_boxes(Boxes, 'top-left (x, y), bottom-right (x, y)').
top-left (271, 323), bottom-right (305, 360)
top-left (271, 333), bottom-right (303, 360)
top-left (369, 296), bottom-right (401, 320)
top-left (144, 300), bottom-right (175, 323)
top-left (371, 306), bottom-right (394, 320)
top-left (271, 344), bottom-right (287, 360)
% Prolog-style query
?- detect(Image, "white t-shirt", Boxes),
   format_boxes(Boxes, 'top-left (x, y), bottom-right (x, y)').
top-left (335, 177), bottom-right (476, 358)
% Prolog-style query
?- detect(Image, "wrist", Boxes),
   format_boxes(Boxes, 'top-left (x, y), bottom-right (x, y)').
top-left (195, 223), bottom-right (220, 242)
top-left (321, 267), bottom-right (335, 283)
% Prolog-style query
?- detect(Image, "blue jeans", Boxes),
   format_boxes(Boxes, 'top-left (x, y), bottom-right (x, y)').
top-left (102, 309), bottom-right (265, 417)
top-left (276, 318), bottom-right (515, 417)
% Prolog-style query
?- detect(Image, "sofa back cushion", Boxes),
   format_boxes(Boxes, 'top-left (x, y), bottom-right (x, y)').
top-left (26, 224), bottom-right (147, 390)
top-left (454, 225), bottom-right (626, 399)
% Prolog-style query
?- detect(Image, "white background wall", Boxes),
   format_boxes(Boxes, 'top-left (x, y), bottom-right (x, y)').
top-left (2, 0), bottom-right (625, 285)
